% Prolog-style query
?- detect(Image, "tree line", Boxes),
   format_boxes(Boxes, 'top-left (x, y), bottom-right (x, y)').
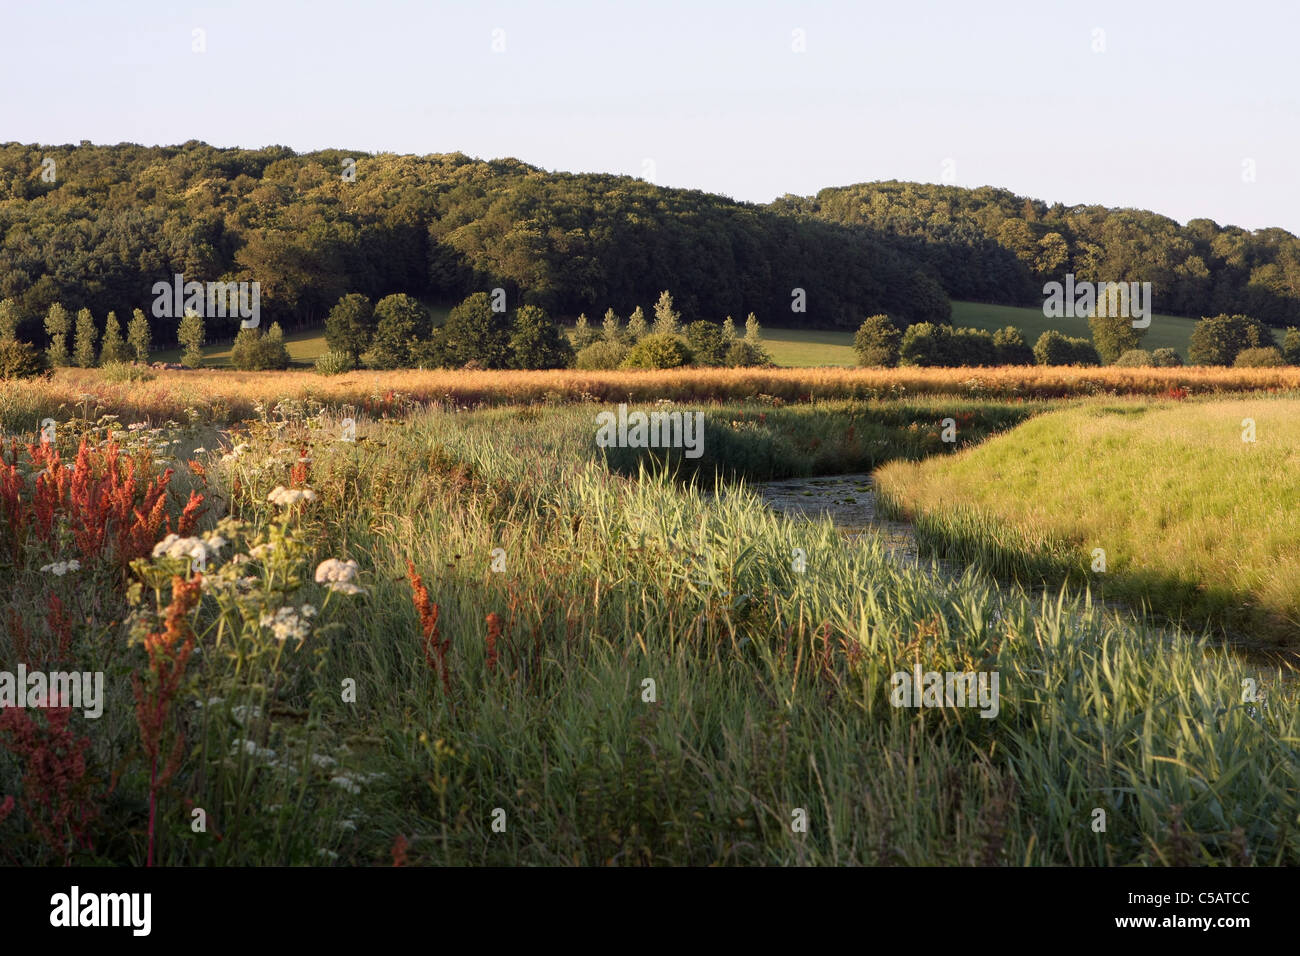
top-left (776, 180), bottom-right (1300, 327)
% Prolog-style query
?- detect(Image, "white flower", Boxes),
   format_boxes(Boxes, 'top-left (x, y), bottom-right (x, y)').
top-left (310, 753), bottom-right (337, 769)
top-left (329, 774), bottom-right (362, 795)
top-left (260, 606), bottom-right (311, 642)
top-left (232, 739), bottom-right (277, 762)
top-left (314, 558), bottom-right (363, 595)
top-left (300, 604), bottom-right (317, 618)
top-left (40, 559), bottom-right (82, 576)
top-left (152, 534), bottom-right (209, 565)
top-left (230, 704), bottom-right (263, 725)
top-left (192, 446), bottom-right (207, 454)
top-left (267, 485), bottom-right (317, 508)
top-left (337, 820), bottom-right (356, 831)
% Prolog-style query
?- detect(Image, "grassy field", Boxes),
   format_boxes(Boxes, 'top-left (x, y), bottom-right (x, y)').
top-left (8, 365), bottom-right (1300, 434)
top-left (2, 389), bottom-right (1297, 866)
top-left (877, 398), bottom-right (1300, 640)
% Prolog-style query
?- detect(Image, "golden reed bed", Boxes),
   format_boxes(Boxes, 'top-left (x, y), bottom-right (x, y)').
top-left (7, 365), bottom-right (1300, 425)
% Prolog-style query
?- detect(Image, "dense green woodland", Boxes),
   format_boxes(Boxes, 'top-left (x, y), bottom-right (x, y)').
top-left (774, 182), bottom-right (1300, 324)
top-left (1, 142), bottom-right (1297, 348)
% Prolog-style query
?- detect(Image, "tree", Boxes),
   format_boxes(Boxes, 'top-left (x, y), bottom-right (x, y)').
top-left (44, 303), bottom-right (70, 367)
top-left (0, 298), bottom-right (18, 342)
top-left (177, 309), bottom-right (205, 368)
top-left (0, 340), bottom-right (48, 380)
top-left (743, 312), bottom-right (762, 343)
top-left (626, 307), bottom-right (648, 342)
top-left (853, 314), bottom-right (901, 367)
top-left (100, 311), bottom-right (129, 364)
top-left (621, 333), bottom-right (693, 369)
top-left (1088, 310), bottom-right (1144, 364)
top-left (1151, 347), bottom-right (1183, 367)
top-left (575, 340), bottom-right (629, 369)
top-left (433, 292), bottom-right (511, 369)
top-left (73, 308), bottom-right (99, 368)
top-left (261, 321), bottom-right (291, 369)
top-left (127, 308), bottom-right (152, 364)
top-left (1113, 349), bottom-right (1154, 367)
top-left (992, 326), bottom-right (1034, 365)
top-left (1033, 330), bottom-right (1100, 366)
top-left (1282, 328), bottom-right (1300, 365)
top-left (725, 339), bottom-right (771, 367)
top-left (721, 315), bottom-right (737, 342)
top-left (652, 291), bottom-right (681, 336)
top-left (325, 293), bottom-right (375, 361)
top-left (510, 304), bottom-right (574, 369)
top-left (601, 308), bottom-right (623, 344)
top-left (571, 312), bottom-right (599, 349)
top-left (364, 294), bottom-right (430, 369)
top-left (1188, 314), bottom-right (1275, 366)
top-left (1234, 346), bottom-right (1284, 368)
top-left (685, 321), bottom-right (728, 365)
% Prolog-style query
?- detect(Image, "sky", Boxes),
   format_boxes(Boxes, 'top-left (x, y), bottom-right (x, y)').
top-left (2, 0), bottom-right (1297, 232)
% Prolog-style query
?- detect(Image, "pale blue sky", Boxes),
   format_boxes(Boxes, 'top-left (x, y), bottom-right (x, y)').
top-left (2, 0), bottom-right (1296, 231)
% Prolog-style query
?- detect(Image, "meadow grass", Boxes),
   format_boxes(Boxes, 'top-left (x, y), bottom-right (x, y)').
top-left (6, 365), bottom-right (1300, 434)
top-left (4, 397), bottom-right (1296, 866)
top-left (876, 397), bottom-right (1300, 642)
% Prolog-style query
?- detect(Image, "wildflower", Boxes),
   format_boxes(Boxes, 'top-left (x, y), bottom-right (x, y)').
top-left (192, 446), bottom-right (207, 454)
top-left (267, 485), bottom-right (317, 508)
top-left (259, 606), bottom-right (311, 643)
top-left (330, 774), bottom-right (362, 795)
top-left (40, 559), bottom-right (82, 577)
top-left (230, 704), bottom-right (263, 726)
top-left (338, 820), bottom-right (357, 832)
top-left (315, 558), bottom-right (363, 595)
top-left (151, 533), bottom-right (213, 568)
top-left (232, 739), bottom-right (277, 761)
top-left (310, 753), bottom-right (337, 769)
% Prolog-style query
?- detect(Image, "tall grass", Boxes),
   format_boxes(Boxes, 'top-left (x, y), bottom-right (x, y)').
top-left (4, 400), bottom-right (1296, 865)
top-left (5, 365), bottom-right (1300, 432)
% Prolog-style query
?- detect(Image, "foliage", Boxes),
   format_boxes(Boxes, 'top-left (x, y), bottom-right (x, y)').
top-left (1150, 347), bottom-right (1183, 367)
top-left (314, 350), bottom-right (357, 376)
top-left (509, 305), bottom-right (574, 370)
top-left (574, 340), bottom-right (630, 370)
top-left (1088, 309), bottom-right (1145, 364)
top-left (1188, 313), bottom-right (1275, 366)
top-left (0, 338), bottom-right (48, 379)
top-left (620, 333), bottom-right (693, 369)
top-left (364, 294), bottom-right (431, 370)
top-left (44, 303), bottom-right (70, 368)
top-left (325, 294), bottom-right (375, 361)
top-left (992, 325), bottom-right (1034, 365)
top-left (684, 320), bottom-right (729, 366)
top-left (854, 314), bottom-right (901, 367)
top-left (231, 323), bottom-right (292, 371)
top-left (1033, 331), bottom-right (1101, 366)
top-left (177, 310), bottom-right (205, 368)
top-left (99, 311), bottom-right (130, 364)
top-left (1233, 346), bottom-right (1284, 368)
top-left (127, 309), bottom-right (151, 364)
top-left (1113, 349), bottom-right (1153, 367)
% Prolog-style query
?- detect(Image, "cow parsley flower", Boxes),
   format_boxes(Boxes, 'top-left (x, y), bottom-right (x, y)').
top-left (314, 558), bottom-right (363, 595)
